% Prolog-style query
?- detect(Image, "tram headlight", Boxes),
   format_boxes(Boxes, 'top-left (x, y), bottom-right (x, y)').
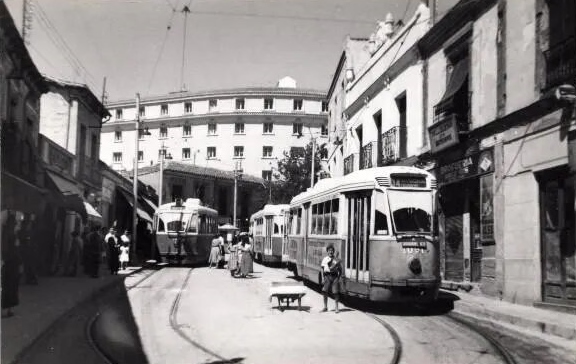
top-left (408, 257), bottom-right (422, 275)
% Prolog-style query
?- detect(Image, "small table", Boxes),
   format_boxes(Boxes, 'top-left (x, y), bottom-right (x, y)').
top-left (269, 281), bottom-right (307, 311)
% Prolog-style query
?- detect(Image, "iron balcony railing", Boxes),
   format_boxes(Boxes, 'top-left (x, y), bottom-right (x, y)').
top-left (360, 142), bottom-right (375, 170)
top-left (343, 154), bottom-right (355, 175)
top-left (80, 156), bottom-right (102, 186)
top-left (544, 36), bottom-right (576, 89)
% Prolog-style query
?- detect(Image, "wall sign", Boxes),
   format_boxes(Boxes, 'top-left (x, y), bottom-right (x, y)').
top-left (480, 174), bottom-right (494, 242)
top-left (435, 148), bottom-right (494, 185)
top-left (428, 115), bottom-right (459, 153)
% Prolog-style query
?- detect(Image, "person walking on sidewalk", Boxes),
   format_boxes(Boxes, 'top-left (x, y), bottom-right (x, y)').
top-left (320, 244), bottom-right (342, 313)
top-left (84, 226), bottom-right (102, 278)
top-left (2, 213), bottom-right (22, 318)
top-left (65, 230), bottom-right (82, 276)
top-left (105, 228), bottom-right (120, 275)
top-left (119, 230), bottom-right (131, 269)
top-left (18, 216), bottom-right (37, 285)
top-left (238, 235), bottom-right (254, 278)
top-left (208, 234), bottom-right (221, 268)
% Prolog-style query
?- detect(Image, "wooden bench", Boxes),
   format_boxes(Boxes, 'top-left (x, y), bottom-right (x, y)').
top-left (269, 281), bottom-right (307, 311)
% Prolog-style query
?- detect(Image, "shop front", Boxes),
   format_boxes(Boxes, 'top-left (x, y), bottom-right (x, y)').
top-left (434, 147), bottom-right (495, 284)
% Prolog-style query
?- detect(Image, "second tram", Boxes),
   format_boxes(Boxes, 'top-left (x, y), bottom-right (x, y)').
top-left (153, 198), bottom-right (218, 264)
top-left (250, 204), bottom-right (290, 266)
top-left (288, 166), bottom-right (440, 302)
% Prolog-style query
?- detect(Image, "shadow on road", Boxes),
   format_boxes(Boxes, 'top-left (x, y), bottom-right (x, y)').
top-left (271, 305), bottom-right (312, 313)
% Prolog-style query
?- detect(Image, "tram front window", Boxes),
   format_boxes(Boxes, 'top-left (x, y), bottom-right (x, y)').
top-left (387, 190), bottom-right (432, 233)
top-left (159, 212), bottom-right (191, 232)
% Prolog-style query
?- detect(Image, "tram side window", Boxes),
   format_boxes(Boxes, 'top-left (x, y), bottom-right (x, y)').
top-left (296, 209), bottom-right (302, 234)
top-left (199, 215), bottom-right (207, 233)
top-left (374, 191), bottom-right (389, 235)
top-left (158, 218), bottom-right (165, 232)
top-left (188, 214), bottom-right (198, 233)
top-left (323, 201), bottom-right (330, 234)
top-left (331, 199), bottom-right (339, 234)
top-left (311, 205), bottom-right (317, 234)
top-left (274, 223), bottom-right (279, 234)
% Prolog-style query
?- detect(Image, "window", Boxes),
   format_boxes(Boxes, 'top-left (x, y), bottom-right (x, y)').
top-left (207, 147), bottom-right (216, 159)
top-left (113, 152), bottom-right (122, 163)
top-left (234, 146), bottom-right (244, 158)
top-left (159, 126), bottom-right (168, 138)
top-left (262, 146), bottom-right (273, 158)
top-left (374, 191), bottom-right (389, 235)
top-left (290, 147), bottom-right (305, 158)
top-left (293, 99), bottom-right (303, 111)
top-left (114, 131), bottom-right (122, 142)
top-left (262, 170), bottom-right (272, 181)
top-left (160, 104), bottom-right (168, 115)
top-left (183, 125), bottom-right (192, 136)
top-left (321, 124), bottom-right (328, 136)
top-left (209, 99), bottom-right (217, 112)
top-left (158, 149), bottom-right (167, 158)
top-left (264, 98), bottom-right (274, 110)
top-left (311, 199), bottom-right (339, 235)
top-left (321, 101), bottom-right (329, 112)
top-left (234, 123), bottom-right (245, 134)
top-left (292, 123), bottom-right (303, 135)
top-left (184, 102), bottom-right (192, 113)
top-left (182, 148), bottom-right (191, 159)
top-left (208, 123), bottom-right (217, 135)
top-left (139, 106), bottom-right (145, 117)
top-left (138, 129), bottom-right (147, 139)
top-left (138, 151), bottom-right (143, 161)
top-left (263, 122), bottom-right (273, 134)
top-left (235, 98), bottom-right (245, 110)
top-left (115, 109), bottom-right (123, 120)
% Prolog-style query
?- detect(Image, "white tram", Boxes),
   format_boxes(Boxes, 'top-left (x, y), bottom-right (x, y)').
top-left (250, 204), bottom-right (290, 266)
top-left (288, 166), bottom-right (440, 302)
top-left (153, 198), bottom-right (218, 264)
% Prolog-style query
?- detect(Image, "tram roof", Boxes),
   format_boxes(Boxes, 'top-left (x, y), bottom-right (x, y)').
top-left (250, 204), bottom-right (290, 220)
top-left (156, 198), bottom-right (218, 215)
top-left (290, 166), bottom-right (434, 206)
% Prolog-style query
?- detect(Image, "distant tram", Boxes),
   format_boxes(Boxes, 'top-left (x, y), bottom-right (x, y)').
top-left (288, 166), bottom-right (440, 302)
top-left (153, 198), bottom-right (218, 264)
top-left (250, 204), bottom-right (290, 266)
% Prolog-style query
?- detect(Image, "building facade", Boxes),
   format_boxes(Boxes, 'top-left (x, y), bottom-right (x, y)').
top-left (101, 77), bottom-right (329, 181)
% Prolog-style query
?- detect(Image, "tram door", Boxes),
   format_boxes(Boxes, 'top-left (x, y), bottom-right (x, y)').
top-left (345, 192), bottom-right (371, 283)
top-left (265, 216), bottom-right (273, 256)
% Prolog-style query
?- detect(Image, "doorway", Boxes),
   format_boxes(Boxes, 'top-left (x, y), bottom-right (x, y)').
top-left (345, 192), bottom-right (371, 283)
top-left (539, 167), bottom-right (576, 305)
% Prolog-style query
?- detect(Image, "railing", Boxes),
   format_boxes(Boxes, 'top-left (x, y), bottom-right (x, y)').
top-left (1, 123), bottom-right (42, 186)
top-left (544, 36), bottom-right (576, 89)
top-left (381, 126), bottom-right (401, 165)
top-left (343, 154), bottom-right (355, 175)
top-left (360, 142), bottom-right (374, 170)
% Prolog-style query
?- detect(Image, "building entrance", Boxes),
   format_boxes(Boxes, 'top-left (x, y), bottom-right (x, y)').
top-left (538, 167), bottom-right (576, 306)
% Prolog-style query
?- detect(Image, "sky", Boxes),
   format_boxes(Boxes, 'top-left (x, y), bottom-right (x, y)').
top-left (5, 0), bottom-right (457, 101)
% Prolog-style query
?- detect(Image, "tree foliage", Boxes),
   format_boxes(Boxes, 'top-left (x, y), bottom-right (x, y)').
top-left (270, 141), bottom-right (328, 204)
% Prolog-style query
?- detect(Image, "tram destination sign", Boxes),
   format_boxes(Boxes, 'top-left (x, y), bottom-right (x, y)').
top-left (391, 174), bottom-right (427, 188)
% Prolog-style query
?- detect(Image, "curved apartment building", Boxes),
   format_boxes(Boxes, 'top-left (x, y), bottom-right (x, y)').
top-left (101, 77), bottom-right (329, 180)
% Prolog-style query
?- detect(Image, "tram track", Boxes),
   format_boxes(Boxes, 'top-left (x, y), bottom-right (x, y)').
top-left (365, 313), bottom-right (403, 364)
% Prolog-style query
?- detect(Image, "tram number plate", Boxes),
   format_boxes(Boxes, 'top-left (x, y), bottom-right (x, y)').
top-left (401, 241), bottom-right (427, 254)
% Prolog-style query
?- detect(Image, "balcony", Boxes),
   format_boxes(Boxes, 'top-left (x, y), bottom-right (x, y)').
top-left (1, 123), bottom-right (42, 186)
top-left (360, 142), bottom-right (375, 170)
top-left (381, 126), bottom-right (402, 165)
top-left (343, 154), bottom-right (355, 175)
top-left (545, 36), bottom-right (576, 90)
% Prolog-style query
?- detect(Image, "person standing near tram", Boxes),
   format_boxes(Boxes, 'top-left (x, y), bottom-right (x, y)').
top-left (320, 244), bottom-right (342, 313)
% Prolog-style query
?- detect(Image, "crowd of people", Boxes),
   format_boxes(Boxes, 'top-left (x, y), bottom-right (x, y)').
top-left (208, 232), bottom-right (254, 278)
top-left (1, 211), bottom-right (134, 319)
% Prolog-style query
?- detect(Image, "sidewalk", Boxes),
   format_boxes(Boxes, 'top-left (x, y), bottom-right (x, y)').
top-left (442, 282), bottom-right (576, 344)
top-left (1, 266), bottom-right (144, 364)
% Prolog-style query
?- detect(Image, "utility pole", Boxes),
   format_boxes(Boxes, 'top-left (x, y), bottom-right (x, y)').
top-left (101, 77), bottom-right (107, 104)
top-left (180, 5), bottom-right (191, 91)
top-left (132, 93), bottom-right (141, 264)
top-left (233, 160), bottom-right (242, 227)
top-left (310, 137), bottom-right (316, 188)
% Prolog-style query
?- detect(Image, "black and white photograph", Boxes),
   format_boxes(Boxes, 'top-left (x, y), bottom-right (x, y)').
top-left (1, 0), bottom-right (575, 363)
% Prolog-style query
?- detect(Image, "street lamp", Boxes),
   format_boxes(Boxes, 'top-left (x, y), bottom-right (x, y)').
top-left (233, 160), bottom-right (242, 227)
top-left (158, 143), bottom-right (173, 207)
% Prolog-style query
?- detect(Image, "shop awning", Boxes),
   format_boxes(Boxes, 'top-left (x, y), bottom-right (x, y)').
top-left (117, 187), bottom-right (153, 223)
top-left (45, 171), bottom-right (87, 220)
top-left (142, 197), bottom-right (158, 214)
top-left (84, 201), bottom-right (102, 221)
top-left (46, 171), bottom-right (82, 195)
top-left (436, 57), bottom-right (469, 109)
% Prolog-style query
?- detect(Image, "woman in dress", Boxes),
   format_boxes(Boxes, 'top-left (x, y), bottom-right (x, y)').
top-left (65, 230), bottom-right (81, 276)
top-left (238, 235), bottom-right (254, 278)
top-left (119, 242), bottom-right (130, 270)
top-left (227, 235), bottom-right (240, 277)
top-left (105, 228), bottom-right (120, 275)
top-left (208, 234), bottom-right (220, 268)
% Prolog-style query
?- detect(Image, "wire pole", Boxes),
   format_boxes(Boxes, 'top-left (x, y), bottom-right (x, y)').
top-left (180, 5), bottom-right (191, 91)
top-left (159, 144), bottom-right (164, 207)
top-left (310, 138), bottom-right (316, 188)
top-left (132, 93), bottom-right (140, 264)
top-left (233, 161), bottom-right (238, 227)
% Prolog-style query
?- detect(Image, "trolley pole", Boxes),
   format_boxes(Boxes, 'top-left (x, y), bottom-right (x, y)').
top-left (132, 93), bottom-right (140, 264)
